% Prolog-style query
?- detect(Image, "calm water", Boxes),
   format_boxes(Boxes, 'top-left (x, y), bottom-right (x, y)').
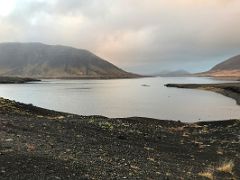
top-left (0, 77), bottom-right (239, 122)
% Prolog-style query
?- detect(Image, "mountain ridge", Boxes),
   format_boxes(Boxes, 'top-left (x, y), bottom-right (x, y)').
top-left (0, 42), bottom-right (139, 79)
top-left (198, 54), bottom-right (240, 78)
top-left (211, 55), bottom-right (240, 71)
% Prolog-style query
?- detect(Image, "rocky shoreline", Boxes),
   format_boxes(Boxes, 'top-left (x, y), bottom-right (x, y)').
top-left (0, 97), bottom-right (239, 179)
top-left (0, 77), bottom-right (40, 84)
top-left (165, 83), bottom-right (240, 105)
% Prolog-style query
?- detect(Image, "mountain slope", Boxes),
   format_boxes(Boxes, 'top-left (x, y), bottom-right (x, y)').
top-left (211, 55), bottom-right (240, 71)
top-left (199, 55), bottom-right (240, 78)
top-left (0, 42), bottom-right (138, 79)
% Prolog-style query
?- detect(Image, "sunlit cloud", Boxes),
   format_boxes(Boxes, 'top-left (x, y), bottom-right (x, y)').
top-left (0, 0), bottom-right (239, 73)
top-left (0, 0), bottom-right (16, 16)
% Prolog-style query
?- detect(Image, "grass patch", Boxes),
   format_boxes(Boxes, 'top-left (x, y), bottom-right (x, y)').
top-left (216, 160), bottom-right (234, 174)
top-left (198, 170), bottom-right (213, 180)
top-left (98, 121), bottom-right (114, 131)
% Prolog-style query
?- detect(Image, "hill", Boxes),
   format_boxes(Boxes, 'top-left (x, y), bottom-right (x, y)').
top-left (199, 55), bottom-right (240, 78)
top-left (211, 55), bottom-right (240, 71)
top-left (0, 42), bottom-right (139, 79)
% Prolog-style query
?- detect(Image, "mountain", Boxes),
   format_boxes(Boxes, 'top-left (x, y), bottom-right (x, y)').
top-left (0, 42), bottom-right (139, 79)
top-left (198, 55), bottom-right (240, 78)
top-left (211, 55), bottom-right (240, 71)
top-left (155, 70), bottom-right (191, 77)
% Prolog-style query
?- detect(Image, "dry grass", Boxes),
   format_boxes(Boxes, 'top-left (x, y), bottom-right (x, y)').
top-left (198, 171), bottom-right (214, 180)
top-left (203, 70), bottom-right (240, 77)
top-left (26, 143), bottom-right (36, 152)
top-left (168, 126), bottom-right (185, 132)
top-left (216, 160), bottom-right (234, 174)
top-left (198, 161), bottom-right (235, 180)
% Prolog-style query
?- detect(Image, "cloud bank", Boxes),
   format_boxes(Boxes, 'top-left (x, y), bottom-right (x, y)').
top-left (0, 0), bottom-right (240, 73)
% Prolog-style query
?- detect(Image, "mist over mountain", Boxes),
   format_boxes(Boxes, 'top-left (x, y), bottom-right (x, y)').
top-left (0, 43), bottom-right (138, 79)
top-left (154, 70), bottom-right (191, 77)
top-left (199, 55), bottom-right (240, 77)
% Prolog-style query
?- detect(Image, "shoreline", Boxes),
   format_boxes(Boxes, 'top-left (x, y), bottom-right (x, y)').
top-left (0, 97), bottom-right (239, 179)
top-left (0, 76), bottom-right (40, 84)
top-left (0, 75), bottom-right (153, 82)
top-left (166, 83), bottom-right (240, 105)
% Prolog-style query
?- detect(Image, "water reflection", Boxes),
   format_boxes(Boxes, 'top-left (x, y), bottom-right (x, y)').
top-left (0, 77), bottom-right (239, 122)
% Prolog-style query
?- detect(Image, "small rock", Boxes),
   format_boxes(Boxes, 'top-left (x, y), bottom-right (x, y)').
top-left (117, 135), bottom-right (127, 140)
top-left (5, 138), bottom-right (13, 142)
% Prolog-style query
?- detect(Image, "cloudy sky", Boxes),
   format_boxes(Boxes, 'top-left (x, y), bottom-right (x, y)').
top-left (0, 0), bottom-right (240, 74)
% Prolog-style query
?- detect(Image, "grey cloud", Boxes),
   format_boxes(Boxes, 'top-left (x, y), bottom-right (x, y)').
top-left (0, 0), bottom-right (240, 73)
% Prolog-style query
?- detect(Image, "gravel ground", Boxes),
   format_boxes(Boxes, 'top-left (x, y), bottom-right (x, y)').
top-left (0, 97), bottom-right (239, 179)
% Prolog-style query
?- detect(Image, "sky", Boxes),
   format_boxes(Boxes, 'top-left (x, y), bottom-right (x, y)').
top-left (0, 0), bottom-right (240, 74)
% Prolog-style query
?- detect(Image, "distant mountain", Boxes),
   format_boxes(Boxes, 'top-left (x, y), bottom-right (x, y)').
top-left (0, 42), bottom-right (139, 79)
top-left (155, 70), bottom-right (191, 77)
top-left (198, 55), bottom-right (240, 77)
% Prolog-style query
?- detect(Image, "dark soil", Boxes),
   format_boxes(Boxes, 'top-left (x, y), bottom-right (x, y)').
top-left (0, 97), bottom-right (239, 179)
top-left (0, 77), bottom-right (40, 84)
